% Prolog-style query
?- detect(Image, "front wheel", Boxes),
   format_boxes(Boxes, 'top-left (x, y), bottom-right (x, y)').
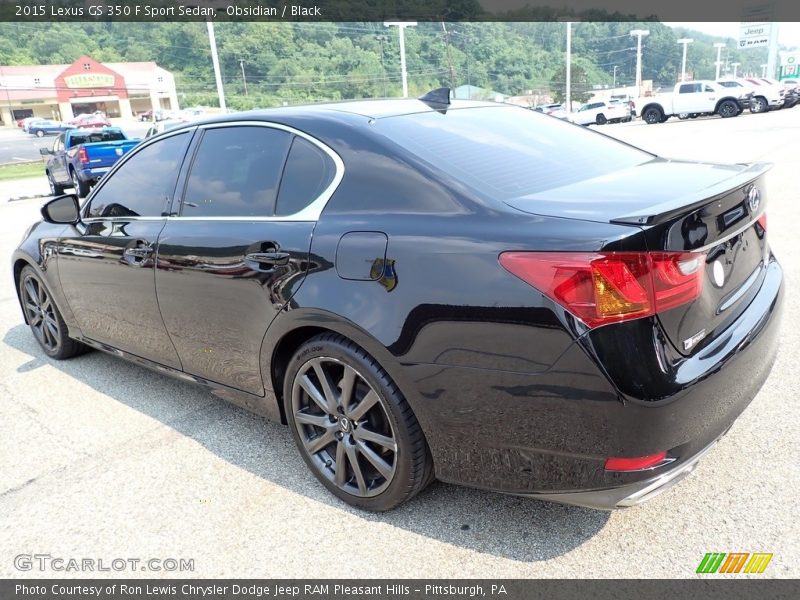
top-left (47, 172), bottom-right (65, 196)
top-left (595, 114), bottom-right (607, 125)
top-left (718, 100), bottom-right (739, 118)
top-left (750, 97), bottom-right (768, 113)
top-left (35, 130), bottom-right (44, 137)
top-left (643, 107), bottom-right (663, 124)
top-left (70, 169), bottom-right (91, 198)
top-left (19, 266), bottom-right (87, 359)
top-left (284, 333), bottom-right (434, 511)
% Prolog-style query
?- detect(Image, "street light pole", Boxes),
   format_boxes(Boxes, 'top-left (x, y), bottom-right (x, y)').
top-left (761, 63), bottom-right (768, 77)
top-left (384, 21), bottom-right (417, 98)
top-left (206, 20), bottom-right (226, 111)
top-left (713, 43), bottom-right (726, 80)
top-left (239, 60), bottom-right (248, 96)
top-left (565, 21), bottom-right (572, 114)
top-left (677, 38), bottom-right (693, 82)
top-left (630, 29), bottom-right (650, 95)
top-left (731, 62), bottom-right (741, 78)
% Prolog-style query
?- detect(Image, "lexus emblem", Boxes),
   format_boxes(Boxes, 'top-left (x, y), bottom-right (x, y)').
top-left (712, 260), bottom-right (725, 287)
top-left (747, 187), bottom-right (761, 213)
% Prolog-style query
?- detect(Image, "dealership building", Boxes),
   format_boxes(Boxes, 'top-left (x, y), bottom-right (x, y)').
top-left (0, 55), bottom-right (179, 126)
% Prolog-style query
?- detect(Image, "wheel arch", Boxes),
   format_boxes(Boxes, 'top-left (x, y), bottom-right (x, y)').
top-left (714, 96), bottom-right (739, 112)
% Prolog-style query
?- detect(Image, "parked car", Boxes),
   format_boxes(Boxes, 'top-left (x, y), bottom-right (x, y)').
top-left (571, 100), bottom-right (630, 125)
top-left (717, 78), bottom-right (782, 113)
top-left (143, 119), bottom-right (191, 139)
top-left (609, 94), bottom-right (637, 117)
top-left (39, 127), bottom-right (140, 197)
top-left (14, 96), bottom-right (782, 512)
top-left (27, 120), bottom-right (75, 137)
top-left (19, 117), bottom-right (47, 132)
top-left (636, 81), bottom-right (749, 124)
top-left (138, 109), bottom-right (167, 122)
top-left (69, 114), bottom-right (112, 128)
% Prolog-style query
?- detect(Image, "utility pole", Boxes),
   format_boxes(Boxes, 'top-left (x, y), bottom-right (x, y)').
top-left (239, 60), bottom-right (248, 96)
top-left (565, 21), bottom-right (572, 114)
top-left (713, 43), bottom-right (726, 80)
top-left (731, 62), bottom-right (741, 78)
top-left (441, 21), bottom-right (456, 89)
top-left (761, 63), bottom-right (768, 77)
top-left (766, 23), bottom-right (780, 79)
top-left (384, 21), bottom-right (417, 98)
top-left (677, 38), bottom-right (693, 82)
top-left (612, 65), bottom-right (618, 89)
top-left (630, 29), bottom-right (650, 95)
top-left (374, 34), bottom-right (389, 98)
top-left (206, 20), bottom-right (226, 111)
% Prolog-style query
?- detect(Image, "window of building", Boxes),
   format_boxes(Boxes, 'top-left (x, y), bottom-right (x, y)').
top-left (83, 63), bottom-right (91, 71)
top-left (33, 78), bottom-right (41, 85)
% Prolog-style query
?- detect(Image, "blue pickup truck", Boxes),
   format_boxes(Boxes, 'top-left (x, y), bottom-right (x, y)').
top-left (40, 127), bottom-right (140, 198)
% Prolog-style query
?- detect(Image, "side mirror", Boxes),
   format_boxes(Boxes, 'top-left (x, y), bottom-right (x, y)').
top-left (41, 194), bottom-right (80, 224)
top-left (39, 147), bottom-right (53, 155)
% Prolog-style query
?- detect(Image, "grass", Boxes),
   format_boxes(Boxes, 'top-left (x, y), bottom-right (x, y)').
top-left (0, 161), bottom-right (45, 181)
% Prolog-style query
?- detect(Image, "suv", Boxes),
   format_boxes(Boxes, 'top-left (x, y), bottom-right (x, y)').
top-left (718, 78), bottom-right (781, 113)
top-left (571, 100), bottom-right (630, 126)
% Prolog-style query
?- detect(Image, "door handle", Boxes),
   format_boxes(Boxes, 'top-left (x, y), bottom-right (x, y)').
top-left (245, 251), bottom-right (290, 266)
top-left (124, 246), bottom-right (154, 259)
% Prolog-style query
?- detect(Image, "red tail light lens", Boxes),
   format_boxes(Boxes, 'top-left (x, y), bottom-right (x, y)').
top-left (77, 147), bottom-right (89, 165)
top-left (499, 251), bottom-right (705, 328)
top-left (757, 212), bottom-right (767, 231)
top-left (605, 451), bottom-right (669, 472)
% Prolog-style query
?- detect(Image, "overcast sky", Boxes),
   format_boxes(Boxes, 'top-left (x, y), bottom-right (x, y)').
top-left (664, 23), bottom-right (799, 48)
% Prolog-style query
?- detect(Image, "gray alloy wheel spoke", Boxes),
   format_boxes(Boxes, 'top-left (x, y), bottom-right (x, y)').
top-left (311, 359), bottom-right (339, 413)
top-left (354, 426), bottom-right (397, 452)
top-left (348, 389), bottom-right (379, 421)
top-left (356, 440), bottom-right (394, 479)
top-left (344, 441), bottom-right (368, 495)
top-left (25, 280), bottom-right (38, 306)
top-left (334, 441), bottom-right (347, 486)
top-left (25, 301), bottom-right (38, 313)
top-left (294, 411), bottom-right (333, 428)
top-left (305, 428), bottom-right (336, 455)
top-left (29, 313), bottom-right (42, 327)
top-left (338, 365), bottom-right (357, 413)
top-left (41, 321), bottom-right (54, 347)
top-left (299, 374), bottom-right (331, 415)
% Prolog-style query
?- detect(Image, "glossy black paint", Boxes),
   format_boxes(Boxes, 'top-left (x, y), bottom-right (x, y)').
top-left (13, 100), bottom-right (784, 507)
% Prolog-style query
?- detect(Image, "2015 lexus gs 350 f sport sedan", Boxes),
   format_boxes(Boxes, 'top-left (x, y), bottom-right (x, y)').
top-left (13, 92), bottom-right (783, 512)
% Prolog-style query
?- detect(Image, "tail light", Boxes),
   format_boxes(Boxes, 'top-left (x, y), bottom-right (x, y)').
top-left (77, 147), bottom-right (89, 165)
top-left (757, 212), bottom-right (767, 231)
top-left (605, 451), bottom-right (670, 472)
top-left (499, 251), bottom-right (705, 328)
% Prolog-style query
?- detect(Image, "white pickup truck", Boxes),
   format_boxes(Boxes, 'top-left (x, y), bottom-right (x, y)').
top-left (634, 80), bottom-right (750, 124)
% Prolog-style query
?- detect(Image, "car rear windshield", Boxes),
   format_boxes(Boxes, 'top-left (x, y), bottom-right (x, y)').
top-left (70, 131), bottom-right (126, 145)
top-left (376, 106), bottom-right (652, 200)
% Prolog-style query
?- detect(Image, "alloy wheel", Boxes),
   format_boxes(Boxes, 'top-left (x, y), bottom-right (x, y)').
top-left (21, 275), bottom-right (60, 353)
top-left (291, 357), bottom-right (398, 498)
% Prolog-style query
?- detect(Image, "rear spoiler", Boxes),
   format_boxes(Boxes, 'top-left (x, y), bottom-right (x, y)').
top-left (610, 162), bottom-right (773, 225)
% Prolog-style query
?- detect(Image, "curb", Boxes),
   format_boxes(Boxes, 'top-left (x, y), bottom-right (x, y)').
top-left (8, 193), bottom-right (50, 202)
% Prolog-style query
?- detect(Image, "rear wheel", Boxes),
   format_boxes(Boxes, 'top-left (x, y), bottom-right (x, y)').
top-left (70, 169), bottom-right (90, 198)
top-left (595, 113), bottom-right (607, 125)
top-left (19, 266), bottom-right (87, 359)
top-left (35, 130), bottom-right (44, 137)
top-left (284, 333), bottom-right (433, 511)
top-left (718, 100), bottom-right (739, 118)
top-left (643, 107), bottom-right (663, 124)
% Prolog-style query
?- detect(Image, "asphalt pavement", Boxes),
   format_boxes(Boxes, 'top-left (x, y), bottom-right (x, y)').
top-left (0, 108), bottom-right (797, 578)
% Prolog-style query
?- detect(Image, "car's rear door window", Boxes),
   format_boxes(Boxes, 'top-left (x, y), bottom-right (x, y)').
top-left (274, 137), bottom-right (337, 216)
top-left (181, 126), bottom-right (292, 218)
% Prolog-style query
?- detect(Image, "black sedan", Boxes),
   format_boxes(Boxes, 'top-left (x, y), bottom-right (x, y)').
top-left (12, 92), bottom-right (783, 511)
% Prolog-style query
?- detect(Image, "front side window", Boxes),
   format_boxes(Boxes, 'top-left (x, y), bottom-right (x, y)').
top-left (181, 126), bottom-right (292, 217)
top-left (53, 135), bottom-right (64, 152)
top-left (86, 132), bottom-right (190, 218)
top-left (679, 84), bottom-right (699, 94)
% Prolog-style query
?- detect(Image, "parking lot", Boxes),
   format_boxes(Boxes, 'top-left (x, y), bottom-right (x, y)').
top-left (0, 108), bottom-right (797, 579)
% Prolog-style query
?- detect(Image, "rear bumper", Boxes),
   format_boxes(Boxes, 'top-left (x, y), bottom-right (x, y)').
top-left (518, 434), bottom-right (722, 510)
top-left (78, 166), bottom-right (110, 182)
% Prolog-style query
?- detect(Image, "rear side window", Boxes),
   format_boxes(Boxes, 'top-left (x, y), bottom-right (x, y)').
top-left (275, 137), bottom-right (336, 216)
top-left (86, 132), bottom-right (190, 218)
top-left (377, 106), bottom-right (652, 200)
top-left (181, 126), bottom-right (292, 217)
top-left (679, 84), bottom-right (700, 94)
top-left (69, 130), bottom-right (127, 145)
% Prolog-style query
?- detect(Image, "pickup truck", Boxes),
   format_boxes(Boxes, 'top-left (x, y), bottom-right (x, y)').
top-left (634, 80), bottom-right (750, 124)
top-left (40, 127), bottom-right (139, 198)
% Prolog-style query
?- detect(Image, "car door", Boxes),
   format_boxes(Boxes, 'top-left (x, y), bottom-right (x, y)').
top-left (56, 129), bottom-right (194, 368)
top-left (674, 83), bottom-right (702, 113)
top-left (155, 122), bottom-right (340, 395)
top-left (48, 134), bottom-right (68, 183)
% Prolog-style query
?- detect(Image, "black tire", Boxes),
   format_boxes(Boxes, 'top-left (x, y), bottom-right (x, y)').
top-left (284, 333), bottom-right (434, 511)
top-left (18, 266), bottom-right (88, 360)
top-left (47, 171), bottom-right (65, 196)
top-left (70, 168), bottom-right (90, 198)
top-left (678, 113), bottom-right (689, 120)
top-left (718, 100), bottom-right (739, 118)
top-left (643, 106), bottom-right (663, 124)
top-left (595, 113), bottom-right (607, 125)
top-left (750, 96), bottom-right (768, 113)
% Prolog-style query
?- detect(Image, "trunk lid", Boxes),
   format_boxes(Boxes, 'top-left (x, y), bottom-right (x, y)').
top-left (504, 159), bottom-right (771, 356)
